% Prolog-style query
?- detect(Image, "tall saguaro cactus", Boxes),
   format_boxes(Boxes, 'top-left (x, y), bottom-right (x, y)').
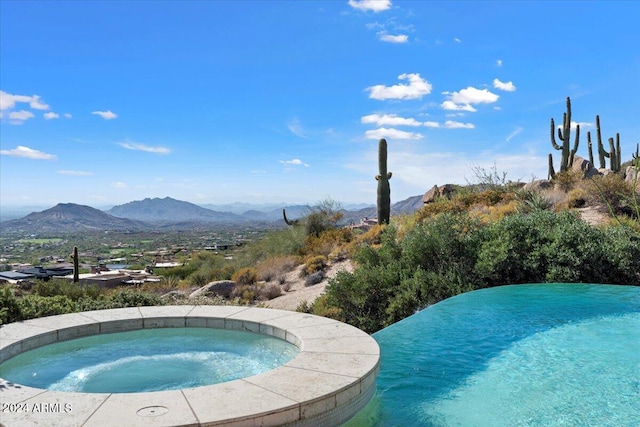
top-left (71, 246), bottom-right (79, 283)
top-left (549, 97), bottom-right (580, 179)
top-left (375, 138), bottom-right (392, 225)
top-left (593, 115), bottom-right (622, 172)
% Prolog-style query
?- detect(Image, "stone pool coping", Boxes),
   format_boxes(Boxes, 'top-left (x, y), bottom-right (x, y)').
top-left (0, 305), bottom-right (380, 427)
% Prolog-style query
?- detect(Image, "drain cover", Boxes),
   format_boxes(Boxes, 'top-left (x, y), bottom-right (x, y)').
top-left (136, 406), bottom-right (169, 417)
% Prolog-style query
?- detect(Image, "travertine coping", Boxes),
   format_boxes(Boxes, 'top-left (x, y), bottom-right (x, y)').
top-left (0, 306), bottom-right (380, 427)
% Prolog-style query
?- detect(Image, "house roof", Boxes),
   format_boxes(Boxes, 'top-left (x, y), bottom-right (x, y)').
top-left (0, 271), bottom-right (34, 280)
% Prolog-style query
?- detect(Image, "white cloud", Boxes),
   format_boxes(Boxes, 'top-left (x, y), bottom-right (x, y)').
top-left (44, 112), bottom-right (60, 120)
top-left (287, 118), bottom-right (307, 138)
top-left (361, 113), bottom-right (421, 127)
top-left (444, 120), bottom-right (475, 129)
top-left (367, 73), bottom-right (432, 100)
top-left (0, 91), bottom-right (50, 111)
top-left (64, 113), bottom-right (72, 119)
top-left (506, 126), bottom-right (523, 142)
top-left (29, 95), bottom-right (49, 110)
top-left (571, 121), bottom-right (592, 129)
top-left (119, 142), bottom-right (171, 154)
top-left (0, 145), bottom-right (57, 160)
top-left (92, 110), bottom-right (118, 120)
top-left (280, 158), bottom-right (310, 167)
top-left (365, 127), bottom-right (423, 140)
top-left (57, 170), bottom-right (94, 176)
top-left (441, 87), bottom-right (499, 112)
top-left (493, 78), bottom-right (516, 92)
top-left (454, 37), bottom-right (461, 43)
top-left (555, 121), bottom-right (591, 131)
top-left (496, 59), bottom-right (503, 67)
top-left (111, 181), bottom-right (128, 189)
top-left (8, 110), bottom-right (35, 123)
top-left (378, 32), bottom-right (408, 43)
top-left (423, 121), bottom-right (440, 128)
top-left (441, 100), bottom-right (477, 112)
top-left (348, 0), bottom-right (391, 12)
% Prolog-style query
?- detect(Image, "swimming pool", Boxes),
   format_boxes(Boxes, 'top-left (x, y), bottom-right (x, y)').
top-left (0, 327), bottom-right (299, 393)
top-left (346, 283), bottom-right (640, 426)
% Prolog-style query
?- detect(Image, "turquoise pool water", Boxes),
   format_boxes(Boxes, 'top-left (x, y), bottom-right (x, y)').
top-left (0, 327), bottom-right (299, 393)
top-left (346, 283), bottom-right (640, 426)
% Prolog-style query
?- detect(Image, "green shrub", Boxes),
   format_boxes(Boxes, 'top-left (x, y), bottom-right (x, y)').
top-left (189, 272), bottom-right (210, 287)
top-left (326, 210), bottom-right (640, 334)
top-left (300, 228), bottom-right (353, 258)
top-left (0, 285), bottom-right (164, 324)
top-left (16, 294), bottom-right (77, 320)
top-left (238, 227), bottom-right (306, 266)
top-left (552, 169), bottom-right (582, 192)
top-left (303, 255), bottom-right (328, 276)
top-left (587, 173), bottom-right (638, 219)
top-left (0, 287), bottom-right (22, 325)
top-left (230, 284), bottom-right (259, 304)
top-left (256, 256), bottom-right (296, 283)
top-left (231, 267), bottom-right (257, 286)
top-left (107, 289), bottom-right (164, 307)
top-left (305, 294), bottom-right (342, 320)
top-left (475, 210), bottom-right (640, 285)
top-left (34, 279), bottom-right (102, 301)
top-left (158, 263), bottom-right (197, 280)
top-left (326, 264), bottom-right (402, 333)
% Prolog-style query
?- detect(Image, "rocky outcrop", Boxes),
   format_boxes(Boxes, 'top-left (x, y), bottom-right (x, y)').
top-left (571, 155), bottom-right (600, 179)
top-left (422, 184), bottom-right (458, 204)
top-left (189, 280), bottom-right (236, 299)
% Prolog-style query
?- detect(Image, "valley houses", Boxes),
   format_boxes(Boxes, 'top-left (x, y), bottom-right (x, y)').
top-left (0, 263), bottom-right (160, 288)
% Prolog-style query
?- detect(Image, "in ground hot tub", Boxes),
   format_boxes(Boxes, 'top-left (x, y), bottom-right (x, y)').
top-left (0, 305), bottom-right (380, 426)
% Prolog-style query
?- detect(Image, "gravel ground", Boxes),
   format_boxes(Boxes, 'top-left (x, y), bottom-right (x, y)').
top-left (262, 259), bottom-right (353, 311)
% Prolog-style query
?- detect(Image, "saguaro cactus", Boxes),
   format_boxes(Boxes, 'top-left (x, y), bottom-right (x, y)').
top-left (587, 131), bottom-right (595, 167)
top-left (71, 246), bottom-right (79, 283)
top-left (549, 97), bottom-right (580, 179)
top-left (595, 115), bottom-right (606, 168)
top-left (375, 138), bottom-right (392, 225)
top-left (282, 208), bottom-right (299, 226)
top-left (595, 114), bottom-right (622, 173)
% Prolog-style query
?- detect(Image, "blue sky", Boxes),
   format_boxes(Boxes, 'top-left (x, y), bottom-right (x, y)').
top-left (1, 0), bottom-right (639, 209)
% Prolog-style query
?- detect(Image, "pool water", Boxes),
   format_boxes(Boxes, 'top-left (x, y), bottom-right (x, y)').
top-left (0, 327), bottom-right (299, 393)
top-left (345, 283), bottom-right (640, 426)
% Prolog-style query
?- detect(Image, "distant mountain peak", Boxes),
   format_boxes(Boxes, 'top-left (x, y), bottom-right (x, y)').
top-left (107, 197), bottom-right (243, 223)
top-left (1, 203), bottom-right (146, 233)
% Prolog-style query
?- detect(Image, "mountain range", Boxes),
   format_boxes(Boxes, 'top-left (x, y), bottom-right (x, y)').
top-left (0, 196), bottom-right (424, 233)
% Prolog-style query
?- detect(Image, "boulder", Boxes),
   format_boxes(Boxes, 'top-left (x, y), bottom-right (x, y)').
top-left (571, 155), bottom-right (600, 179)
top-left (422, 185), bottom-right (440, 204)
top-left (625, 166), bottom-right (640, 192)
top-left (422, 184), bottom-right (458, 204)
top-left (189, 280), bottom-right (236, 299)
top-left (305, 271), bottom-right (325, 287)
top-left (598, 168), bottom-right (614, 177)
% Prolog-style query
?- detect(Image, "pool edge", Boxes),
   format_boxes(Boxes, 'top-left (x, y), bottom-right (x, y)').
top-left (0, 306), bottom-right (379, 427)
